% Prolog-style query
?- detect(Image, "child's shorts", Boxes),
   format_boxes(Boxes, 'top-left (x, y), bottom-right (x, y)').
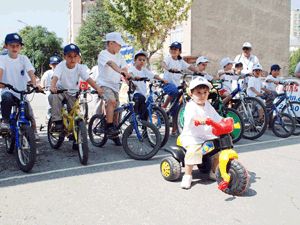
top-left (162, 83), bottom-right (179, 97)
top-left (184, 142), bottom-right (214, 165)
top-left (101, 86), bottom-right (120, 107)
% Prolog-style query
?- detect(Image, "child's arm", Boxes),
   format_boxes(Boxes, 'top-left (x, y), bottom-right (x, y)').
top-left (50, 76), bottom-right (58, 93)
top-left (86, 78), bottom-right (104, 96)
top-left (107, 61), bottom-right (131, 79)
top-left (0, 69), bottom-right (4, 88)
top-left (250, 87), bottom-right (263, 96)
top-left (27, 70), bottom-right (39, 87)
top-left (154, 75), bottom-right (168, 84)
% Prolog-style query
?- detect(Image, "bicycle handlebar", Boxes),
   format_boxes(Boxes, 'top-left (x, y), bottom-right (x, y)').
top-left (0, 82), bottom-right (45, 95)
top-left (194, 118), bottom-right (234, 136)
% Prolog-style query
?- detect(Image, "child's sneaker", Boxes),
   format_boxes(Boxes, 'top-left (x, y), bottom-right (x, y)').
top-left (180, 175), bottom-right (192, 189)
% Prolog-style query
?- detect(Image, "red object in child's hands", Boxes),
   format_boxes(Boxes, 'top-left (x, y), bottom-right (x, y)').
top-left (206, 118), bottom-right (234, 136)
top-left (194, 120), bottom-right (202, 126)
top-left (79, 81), bottom-right (89, 91)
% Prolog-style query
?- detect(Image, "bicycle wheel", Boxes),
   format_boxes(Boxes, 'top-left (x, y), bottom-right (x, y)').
top-left (88, 114), bottom-right (108, 147)
top-left (80, 102), bottom-right (89, 122)
top-left (47, 118), bottom-right (65, 149)
top-left (235, 97), bottom-right (268, 140)
top-left (149, 106), bottom-right (170, 147)
top-left (224, 108), bottom-right (244, 143)
top-left (281, 101), bottom-right (300, 135)
top-left (174, 103), bottom-right (185, 134)
top-left (122, 120), bottom-right (161, 160)
top-left (272, 113), bottom-right (295, 138)
top-left (76, 120), bottom-right (89, 165)
top-left (15, 125), bottom-right (36, 172)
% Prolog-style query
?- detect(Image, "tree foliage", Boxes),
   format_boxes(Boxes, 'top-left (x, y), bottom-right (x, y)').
top-left (289, 49), bottom-right (300, 76)
top-left (19, 26), bottom-right (63, 76)
top-left (76, 0), bottom-right (115, 68)
top-left (104, 0), bottom-right (192, 58)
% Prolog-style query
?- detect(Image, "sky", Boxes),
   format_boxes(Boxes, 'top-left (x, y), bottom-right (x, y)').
top-left (0, 0), bottom-right (300, 46)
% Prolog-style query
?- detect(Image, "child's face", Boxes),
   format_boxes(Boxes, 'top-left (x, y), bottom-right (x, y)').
top-left (135, 55), bottom-right (147, 68)
top-left (271, 70), bottom-right (280, 77)
top-left (108, 41), bottom-right (121, 54)
top-left (64, 52), bottom-right (79, 69)
top-left (224, 63), bottom-right (233, 71)
top-left (169, 48), bottom-right (180, 58)
top-left (191, 86), bottom-right (210, 105)
top-left (235, 65), bottom-right (243, 73)
top-left (197, 62), bottom-right (208, 72)
top-left (5, 43), bottom-right (22, 58)
top-left (253, 69), bottom-right (262, 77)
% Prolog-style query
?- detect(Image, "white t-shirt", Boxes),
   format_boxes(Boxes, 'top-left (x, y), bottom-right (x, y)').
top-left (0, 54), bottom-right (34, 99)
top-left (247, 76), bottom-right (263, 97)
top-left (234, 54), bottom-right (259, 75)
top-left (90, 65), bottom-right (98, 80)
top-left (128, 65), bottom-right (155, 96)
top-left (193, 72), bottom-right (213, 82)
top-left (96, 50), bottom-right (127, 92)
top-left (218, 70), bottom-right (239, 92)
top-left (53, 61), bottom-right (90, 90)
top-left (163, 56), bottom-right (190, 87)
top-left (180, 100), bottom-right (222, 147)
top-left (41, 69), bottom-right (54, 89)
top-left (265, 75), bottom-right (280, 92)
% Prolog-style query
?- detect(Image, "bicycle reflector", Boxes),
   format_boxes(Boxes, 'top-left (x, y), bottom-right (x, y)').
top-left (79, 81), bottom-right (89, 90)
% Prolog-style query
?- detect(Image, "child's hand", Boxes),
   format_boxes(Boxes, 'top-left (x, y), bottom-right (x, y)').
top-left (96, 86), bottom-right (104, 96)
top-left (274, 81), bottom-right (279, 85)
top-left (50, 86), bottom-right (58, 94)
top-left (163, 79), bottom-right (168, 84)
top-left (194, 118), bottom-right (206, 126)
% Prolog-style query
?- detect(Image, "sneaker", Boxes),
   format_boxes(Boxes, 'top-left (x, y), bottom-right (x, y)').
top-left (111, 136), bottom-right (122, 146)
top-left (208, 170), bottom-right (217, 181)
top-left (106, 126), bottom-right (120, 137)
top-left (180, 175), bottom-right (192, 189)
top-left (0, 121), bottom-right (10, 132)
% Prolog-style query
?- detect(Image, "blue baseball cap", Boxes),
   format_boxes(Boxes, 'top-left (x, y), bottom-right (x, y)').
top-left (63, 44), bottom-right (80, 55)
top-left (270, 64), bottom-right (281, 71)
top-left (170, 42), bottom-right (182, 50)
top-left (5, 33), bottom-right (24, 45)
top-left (49, 55), bottom-right (62, 64)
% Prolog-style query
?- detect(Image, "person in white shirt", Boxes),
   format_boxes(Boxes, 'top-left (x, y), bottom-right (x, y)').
top-left (180, 77), bottom-right (223, 189)
top-left (265, 64), bottom-right (281, 92)
top-left (217, 57), bottom-right (239, 97)
top-left (194, 56), bottom-right (214, 81)
top-left (49, 44), bottom-right (103, 133)
top-left (129, 51), bottom-right (167, 120)
top-left (234, 42), bottom-right (259, 75)
top-left (41, 55), bottom-right (62, 120)
top-left (0, 33), bottom-right (40, 131)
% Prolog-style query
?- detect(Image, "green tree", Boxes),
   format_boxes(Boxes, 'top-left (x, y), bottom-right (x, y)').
top-left (19, 26), bottom-right (63, 76)
top-left (289, 49), bottom-right (300, 76)
top-left (76, 0), bottom-right (115, 68)
top-left (104, 0), bottom-right (192, 58)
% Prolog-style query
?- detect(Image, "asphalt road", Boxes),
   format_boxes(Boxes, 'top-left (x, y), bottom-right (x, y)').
top-left (0, 93), bottom-right (300, 225)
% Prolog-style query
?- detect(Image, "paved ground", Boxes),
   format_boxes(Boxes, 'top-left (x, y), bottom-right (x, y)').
top-left (0, 93), bottom-right (300, 225)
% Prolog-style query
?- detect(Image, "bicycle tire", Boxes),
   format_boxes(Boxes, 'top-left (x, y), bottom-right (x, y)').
top-left (235, 97), bottom-right (268, 140)
top-left (122, 120), bottom-right (161, 160)
top-left (47, 118), bottom-right (65, 149)
top-left (272, 113), bottom-right (295, 138)
top-left (224, 108), bottom-right (244, 143)
top-left (15, 125), bottom-right (36, 172)
top-left (174, 103), bottom-right (185, 134)
top-left (88, 114), bottom-right (108, 147)
top-left (281, 101), bottom-right (300, 135)
top-left (76, 120), bottom-right (89, 165)
top-left (149, 106), bottom-right (170, 147)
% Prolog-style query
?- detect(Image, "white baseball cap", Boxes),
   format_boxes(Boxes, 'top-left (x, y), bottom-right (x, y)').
top-left (253, 64), bottom-right (263, 71)
top-left (196, 56), bottom-right (209, 65)
top-left (189, 77), bottom-right (212, 90)
top-left (220, 57), bottom-right (235, 68)
top-left (104, 32), bottom-right (126, 46)
top-left (242, 42), bottom-right (252, 49)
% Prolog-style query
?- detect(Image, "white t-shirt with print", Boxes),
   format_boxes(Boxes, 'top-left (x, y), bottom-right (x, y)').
top-left (41, 69), bottom-right (54, 89)
top-left (53, 61), bottom-right (89, 90)
top-left (180, 100), bottom-right (223, 147)
top-left (234, 54), bottom-right (259, 75)
top-left (128, 65), bottom-right (155, 97)
top-left (247, 76), bottom-right (263, 97)
top-left (163, 56), bottom-right (190, 87)
top-left (0, 54), bottom-right (34, 99)
top-left (265, 75), bottom-right (280, 92)
top-left (96, 50), bottom-right (127, 92)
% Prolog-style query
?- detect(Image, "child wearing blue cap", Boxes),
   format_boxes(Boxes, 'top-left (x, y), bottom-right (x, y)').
top-left (49, 44), bottom-right (103, 134)
top-left (0, 33), bottom-right (40, 131)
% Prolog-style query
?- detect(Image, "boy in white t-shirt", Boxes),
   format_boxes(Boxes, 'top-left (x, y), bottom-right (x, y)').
top-left (265, 64), bottom-right (281, 92)
top-left (194, 56), bottom-right (214, 81)
top-left (180, 77), bottom-right (223, 189)
top-left (129, 51), bottom-right (167, 120)
top-left (49, 44), bottom-right (103, 132)
top-left (96, 32), bottom-right (131, 137)
top-left (41, 55), bottom-right (62, 120)
top-left (0, 33), bottom-right (39, 131)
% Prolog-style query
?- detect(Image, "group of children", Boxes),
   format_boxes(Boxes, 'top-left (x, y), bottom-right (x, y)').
top-left (0, 31), bottom-right (283, 189)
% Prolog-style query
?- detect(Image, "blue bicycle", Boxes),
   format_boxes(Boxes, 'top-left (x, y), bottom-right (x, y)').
top-left (88, 77), bottom-right (161, 160)
top-left (0, 82), bottom-right (43, 172)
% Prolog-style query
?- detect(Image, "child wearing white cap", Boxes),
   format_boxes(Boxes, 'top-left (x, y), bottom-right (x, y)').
top-left (194, 56), bottom-right (214, 81)
top-left (95, 32), bottom-right (131, 138)
top-left (180, 77), bottom-right (223, 189)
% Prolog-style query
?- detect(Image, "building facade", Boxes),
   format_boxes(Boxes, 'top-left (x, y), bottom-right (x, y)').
top-left (164, 0), bottom-right (291, 75)
top-left (291, 9), bottom-right (300, 38)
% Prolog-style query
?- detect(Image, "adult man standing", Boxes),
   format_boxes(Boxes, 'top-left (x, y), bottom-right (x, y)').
top-left (234, 42), bottom-right (260, 75)
top-left (295, 61), bottom-right (300, 78)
